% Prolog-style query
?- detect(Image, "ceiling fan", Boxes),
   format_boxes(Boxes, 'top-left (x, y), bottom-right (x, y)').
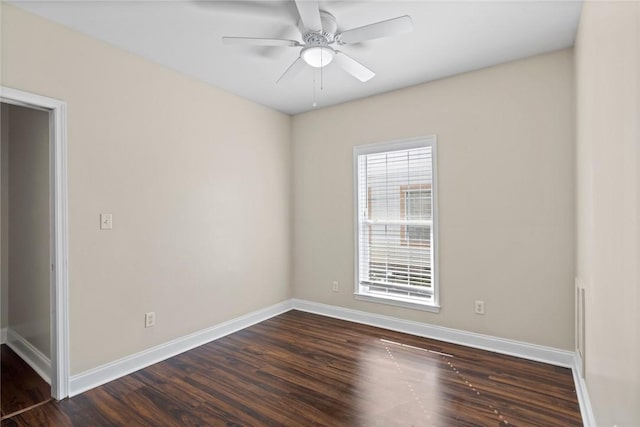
top-left (222, 0), bottom-right (413, 84)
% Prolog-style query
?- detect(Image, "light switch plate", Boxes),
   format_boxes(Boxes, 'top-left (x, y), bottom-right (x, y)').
top-left (100, 213), bottom-right (113, 230)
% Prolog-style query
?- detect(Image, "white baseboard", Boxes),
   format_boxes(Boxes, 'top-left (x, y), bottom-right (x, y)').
top-left (6, 328), bottom-right (51, 384)
top-left (572, 352), bottom-right (596, 427)
top-left (69, 300), bottom-right (293, 397)
top-left (0, 327), bottom-right (6, 344)
top-left (291, 299), bottom-right (575, 367)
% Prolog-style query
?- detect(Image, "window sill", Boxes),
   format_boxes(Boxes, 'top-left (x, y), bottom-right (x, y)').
top-left (354, 292), bottom-right (440, 313)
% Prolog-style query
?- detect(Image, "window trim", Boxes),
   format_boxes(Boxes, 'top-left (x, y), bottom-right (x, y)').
top-left (353, 136), bottom-right (440, 312)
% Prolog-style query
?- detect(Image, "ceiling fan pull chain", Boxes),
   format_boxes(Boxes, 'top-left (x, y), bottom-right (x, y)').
top-left (320, 54), bottom-right (324, 91)
top-left (312, 71), bottom-right (317, 108)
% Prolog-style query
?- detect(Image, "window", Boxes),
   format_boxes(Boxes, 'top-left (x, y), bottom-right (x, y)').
top-left (354, 137), bottom-right (438, 311)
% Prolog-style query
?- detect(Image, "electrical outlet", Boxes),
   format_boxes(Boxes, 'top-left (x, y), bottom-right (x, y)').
top-left (332, 281), bottom-right (340, 292)
top-left (475, 300), bottom-right (485, 315)
top-left (100, 213), bottom-right (113, 230)
top-left (145, 312), bottom-right (155, 328)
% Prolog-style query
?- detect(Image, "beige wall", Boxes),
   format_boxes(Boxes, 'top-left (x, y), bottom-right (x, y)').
top-left (2, 103), bottom-right (51, 357)
top-left (575, 1), bottom-right (640, 425)
top-left (292, 49), bottom-right (575, 350)
top-left (1, 105), bottom-right (8, 330)
top-left (1, 4), bottom-right (292, 374)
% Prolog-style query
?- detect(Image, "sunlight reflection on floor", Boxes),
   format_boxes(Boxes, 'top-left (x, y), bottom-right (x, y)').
top-left (354, 338), bottom-right (508, 426)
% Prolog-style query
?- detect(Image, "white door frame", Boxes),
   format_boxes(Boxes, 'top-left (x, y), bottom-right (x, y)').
top-left (1, 86), bottom-right (70, 400)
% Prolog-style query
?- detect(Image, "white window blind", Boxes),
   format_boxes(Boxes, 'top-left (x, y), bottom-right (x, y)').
top-left (355, 137), bottom-right (438, 308)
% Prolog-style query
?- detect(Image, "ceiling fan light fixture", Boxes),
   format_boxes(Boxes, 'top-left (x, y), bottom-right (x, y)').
top-left (302, 46), bottom-right (334, 68)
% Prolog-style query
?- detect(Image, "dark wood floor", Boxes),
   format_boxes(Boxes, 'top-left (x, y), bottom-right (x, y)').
top-left (1, 344), bottom-right (52, 419)
top-left (2, 311), bottom-right (582, 426)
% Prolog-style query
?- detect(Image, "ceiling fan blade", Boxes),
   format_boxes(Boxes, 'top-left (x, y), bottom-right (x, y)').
top-left (276, 57), bottom-right (307, 84)
top-left (294, 0), bottom-right (322, 32)
top-left (336, 15), bottom-right (413, 45)
top-left (222, 37), bottom-right (300, 47)
top-left (333, 51), bottom-right (375, 82)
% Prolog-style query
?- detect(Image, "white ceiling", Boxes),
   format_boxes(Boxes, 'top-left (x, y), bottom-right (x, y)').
top-left (10, 1), bottom-right (583, 115)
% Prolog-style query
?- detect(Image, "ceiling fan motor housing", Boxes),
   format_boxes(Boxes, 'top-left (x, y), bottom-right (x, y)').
top-left (300, 10), bottom-right (338, 46)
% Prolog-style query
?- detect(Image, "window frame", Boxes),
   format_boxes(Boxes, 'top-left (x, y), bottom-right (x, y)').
top-left (353, 136), bottom-right (440, 312)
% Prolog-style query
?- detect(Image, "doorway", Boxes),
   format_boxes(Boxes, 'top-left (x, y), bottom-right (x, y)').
top-left (1, 102), bottom-right (52, 418)
top-left (0, 87), bottom-right (69, 415)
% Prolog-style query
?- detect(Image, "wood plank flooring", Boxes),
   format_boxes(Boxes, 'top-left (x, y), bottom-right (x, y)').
top-left (1, 344), bottom-right (52, 419)
top-left (2, 311), bottom-right (582, 426)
